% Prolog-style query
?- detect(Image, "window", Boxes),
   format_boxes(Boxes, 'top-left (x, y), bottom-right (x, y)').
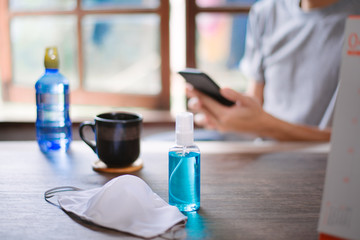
top-left (186, 0), bottom-right (256, 92)
top-left (0, 0), bottom-right (170, 109)
top-left (0, 0), bottom-right (256, 113)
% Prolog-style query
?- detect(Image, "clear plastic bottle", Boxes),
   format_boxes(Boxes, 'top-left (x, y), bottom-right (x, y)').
top-left (169, 112), bottom-right (200, 212)
top-left (35, 47), bottom-right (72, 153)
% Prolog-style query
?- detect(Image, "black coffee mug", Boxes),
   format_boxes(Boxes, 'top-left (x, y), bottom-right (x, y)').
top-left (79, 112), bottom-right (143, 168)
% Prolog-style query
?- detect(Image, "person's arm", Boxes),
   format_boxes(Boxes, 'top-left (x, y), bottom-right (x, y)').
top-left (255, 110), bottom-right (331, 141)
top-left (246, 80), bottom-right (264, 105)
top-left (187, 86), bottom-right (331, 141)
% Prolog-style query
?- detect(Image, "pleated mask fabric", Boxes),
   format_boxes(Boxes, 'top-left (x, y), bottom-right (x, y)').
top-left (45, 175), bottom-right (187, 238)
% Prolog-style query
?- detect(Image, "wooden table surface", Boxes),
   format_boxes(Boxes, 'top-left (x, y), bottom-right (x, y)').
top-left (0, 140), bottom-right (330, 240)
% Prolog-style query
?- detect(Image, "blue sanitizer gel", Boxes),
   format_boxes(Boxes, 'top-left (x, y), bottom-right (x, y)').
top-left (169, 112), bottom-right (200, 212)
top-left (169, 149), bottom-right (200, 212)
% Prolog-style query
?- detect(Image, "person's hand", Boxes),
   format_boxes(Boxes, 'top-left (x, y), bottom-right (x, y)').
top-left (186, 85), bottom-right (268, 134)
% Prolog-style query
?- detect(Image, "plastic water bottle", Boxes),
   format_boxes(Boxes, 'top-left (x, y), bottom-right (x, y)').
top-left (169, 112), bottom-right (200, 212)
top-left (35, 47), bottom-right (72, 153)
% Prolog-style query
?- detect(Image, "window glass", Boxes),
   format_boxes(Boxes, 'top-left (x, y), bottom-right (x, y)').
top-left (9, 0), bottom-right (76, 11)
top-left (196, 13), bottom-right (248, 92)
top-left (82, 14), bottom-right (161, 94)
top-left (82, 0), bottom-right (159, 9)
top-left (196, 0), bottom-right (257, 8)
top-left (11, 16), bottom-right (78, 88)
top-left (0, 68), bottom-right (2, 101)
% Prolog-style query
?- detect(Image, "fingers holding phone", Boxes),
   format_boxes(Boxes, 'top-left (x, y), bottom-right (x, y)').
top-left (179, 69), bottom-right (235, 107)
top-left (186, 81), bottom-right (267, 133)
top-left (186, 83), bottom-right (229, 129)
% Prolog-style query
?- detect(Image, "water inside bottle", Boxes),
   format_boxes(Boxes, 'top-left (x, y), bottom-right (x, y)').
top-left (35, 70), bottom-right (72, 153)
top-left (36, 125), bottom-right (72, 152)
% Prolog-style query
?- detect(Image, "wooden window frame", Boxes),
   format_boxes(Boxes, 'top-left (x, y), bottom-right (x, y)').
top-left (185, 0), bottom-right (251, 68)
top-left (0, 0), bottom-right (170, 109)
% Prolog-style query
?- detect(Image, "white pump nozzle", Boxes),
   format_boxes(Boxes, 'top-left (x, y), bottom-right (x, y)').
top-left (176, 112), bottom-right (194, 146)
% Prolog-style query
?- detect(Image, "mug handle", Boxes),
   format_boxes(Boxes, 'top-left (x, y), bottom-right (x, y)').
top-left (79, 121), bottom-right (97, 153)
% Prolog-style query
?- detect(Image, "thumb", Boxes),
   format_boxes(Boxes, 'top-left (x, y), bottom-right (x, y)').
top-left (220, 88), bottom-right (252, 106)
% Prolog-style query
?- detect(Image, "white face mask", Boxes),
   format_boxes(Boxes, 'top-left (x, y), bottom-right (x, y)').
top-left (45, 175), bottom-right (187, 238)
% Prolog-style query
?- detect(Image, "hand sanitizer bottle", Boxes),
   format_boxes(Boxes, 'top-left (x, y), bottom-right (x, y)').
top-left (169, 112), bottom-right (200, 212)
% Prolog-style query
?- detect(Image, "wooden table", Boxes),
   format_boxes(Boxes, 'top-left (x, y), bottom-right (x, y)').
top-left (0, 140), bottom-right (329, 240)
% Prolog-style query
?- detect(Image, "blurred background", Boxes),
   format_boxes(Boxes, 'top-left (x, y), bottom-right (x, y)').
top-left (0, 0), bottom-right (257, 137)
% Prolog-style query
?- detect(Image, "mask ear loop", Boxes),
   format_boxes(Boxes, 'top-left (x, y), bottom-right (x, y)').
top-left (44, 186), bottom-right (82, 208)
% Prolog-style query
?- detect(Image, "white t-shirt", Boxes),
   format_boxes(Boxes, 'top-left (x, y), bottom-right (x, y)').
top-left (240, 0), bottom-right (360, 127)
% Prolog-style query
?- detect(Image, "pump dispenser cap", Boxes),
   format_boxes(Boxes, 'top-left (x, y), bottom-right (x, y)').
top-left (176, 112), bottom-right (194, 146)
top-left (44, 47), bottom-right (59, 69)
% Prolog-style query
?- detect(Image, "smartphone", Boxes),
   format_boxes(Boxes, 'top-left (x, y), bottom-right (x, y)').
top-left (179, 68), bottom-right (235, 106)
